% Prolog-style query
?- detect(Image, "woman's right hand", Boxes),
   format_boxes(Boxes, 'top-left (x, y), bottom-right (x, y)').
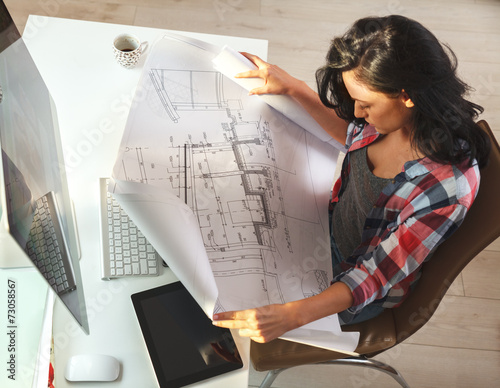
top-left (236, 52), bottom-right (349, 145)
top-left (236, 52), bottom-right (305, 97)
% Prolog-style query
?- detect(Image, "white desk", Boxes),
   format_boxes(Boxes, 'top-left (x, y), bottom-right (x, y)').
top-left (23, 16), bottom-right (268, 387)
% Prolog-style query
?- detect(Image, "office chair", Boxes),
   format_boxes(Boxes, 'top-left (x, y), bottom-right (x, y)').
top-left (250, 120), bottom-right (500, 388)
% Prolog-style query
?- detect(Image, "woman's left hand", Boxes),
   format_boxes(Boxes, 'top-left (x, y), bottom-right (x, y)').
top-left (213, 282), bottom-right (354, 343)
top-left (212, 304), bottom-right (298, 343)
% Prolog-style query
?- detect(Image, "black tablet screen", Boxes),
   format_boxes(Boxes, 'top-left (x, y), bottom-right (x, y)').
top-left (132, 281), bottom-right (243, 387)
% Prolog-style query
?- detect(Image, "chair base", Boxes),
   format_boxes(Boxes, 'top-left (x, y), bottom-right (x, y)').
top-left (257, 355), bottom-right (410, 388)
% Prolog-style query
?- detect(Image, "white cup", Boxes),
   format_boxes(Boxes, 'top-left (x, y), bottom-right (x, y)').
top-left (112, 34), bottom-right (148, 69)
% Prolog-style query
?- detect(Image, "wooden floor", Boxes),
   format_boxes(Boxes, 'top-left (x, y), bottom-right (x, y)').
top-left (5, 0), bottom-right (500, 387)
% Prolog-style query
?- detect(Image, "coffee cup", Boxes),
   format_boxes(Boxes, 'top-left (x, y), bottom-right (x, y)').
top-left (112, 34), bottom-right (147, 69)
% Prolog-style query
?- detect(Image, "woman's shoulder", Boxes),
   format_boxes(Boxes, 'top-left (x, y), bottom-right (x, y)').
top-left (402, 157), bottom-right (480, 210)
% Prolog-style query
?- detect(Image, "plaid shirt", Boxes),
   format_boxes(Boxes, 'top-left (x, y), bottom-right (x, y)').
top-left (332, 123), bottom-right (480, 323)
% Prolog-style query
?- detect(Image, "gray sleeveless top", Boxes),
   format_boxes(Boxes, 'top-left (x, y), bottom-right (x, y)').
top-left (332, 147), bottom-right (392, 260)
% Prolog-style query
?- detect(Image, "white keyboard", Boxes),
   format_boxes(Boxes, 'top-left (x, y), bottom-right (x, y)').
top-left (99, 178), bottom-right (161, 279)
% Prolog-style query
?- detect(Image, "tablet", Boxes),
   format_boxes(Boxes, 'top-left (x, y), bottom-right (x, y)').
top-left (131, 281), bottom-right (243, 388)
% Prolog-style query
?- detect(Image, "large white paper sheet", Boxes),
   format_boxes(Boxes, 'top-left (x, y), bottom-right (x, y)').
top-left (212, 46), bottom-right (345, 151)
top-left (110, 179), bottom-right (218, 316)
top-left (111, 34), bottom-right (358, 353)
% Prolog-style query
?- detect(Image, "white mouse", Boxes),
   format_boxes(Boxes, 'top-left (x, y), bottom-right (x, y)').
top-left (65, 354), bottom-right (120, 382)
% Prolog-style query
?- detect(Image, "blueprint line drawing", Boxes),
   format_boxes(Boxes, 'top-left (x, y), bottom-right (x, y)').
top-left (110, 36), bottom-right (359, 353)
top-left (149, 69), bottom-right (228, 123)
top-left (110, 35), bottom-right (361, 353)
top-left (119, 66), bottom-right (331, 311)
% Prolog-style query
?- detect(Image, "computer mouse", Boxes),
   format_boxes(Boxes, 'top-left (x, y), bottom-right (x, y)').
top-left (64, 354), bottom-right (120, 382)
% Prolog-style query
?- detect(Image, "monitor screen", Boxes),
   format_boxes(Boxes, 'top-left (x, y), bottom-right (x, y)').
top-left (0, 1), bottom-right (89, 334)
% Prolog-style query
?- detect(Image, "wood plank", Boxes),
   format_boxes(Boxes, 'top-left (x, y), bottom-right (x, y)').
top-left (135, 5), bottom-right (339, 52)
top-left (134, 4), bottom-right (263, 35)
top-left (446, 273), bottom-right (465, 296)
top-left (435, 29), bottom-right (500, 65)
top-left (249, 343), bottom-right (500, 387)
top-left (404, 294), bottom-right (500, 351)
top-left (376, 343), bottom-right (500, 388)
top-left (485, 236), bottom-right (500, 252)
top-left (462, 250), bottom-right (500, 299)
top-left (4, 0), bottom-right (137, 32)
top-left (458, 62), bottom-right (500, 99)
top-left (261, 0), bottom-right (500, 34)
top-left (100, 0), bottom-right (262, 12)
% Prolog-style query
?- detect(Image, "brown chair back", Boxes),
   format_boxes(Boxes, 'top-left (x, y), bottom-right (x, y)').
top-left (390, 120), bottom-right (500, 345)
top-left (347, 119), bottom-right (500, 356)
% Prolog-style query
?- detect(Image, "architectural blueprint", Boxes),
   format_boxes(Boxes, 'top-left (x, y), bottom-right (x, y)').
top-left (111, 34), bottom-right (358, 352)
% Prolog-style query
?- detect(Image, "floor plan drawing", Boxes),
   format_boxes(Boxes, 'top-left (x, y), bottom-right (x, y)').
top-left (112, 35), bottom-right (340, 316)
top-left (149, 69), bottom-right (228, 122)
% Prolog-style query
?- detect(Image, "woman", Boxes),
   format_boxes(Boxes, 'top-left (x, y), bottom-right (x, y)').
top-left (212, 15), bottom-right (490, 342)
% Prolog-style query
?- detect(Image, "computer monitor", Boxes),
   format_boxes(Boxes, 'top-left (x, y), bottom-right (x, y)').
top-left (0, 1), bottom-right (89, 334)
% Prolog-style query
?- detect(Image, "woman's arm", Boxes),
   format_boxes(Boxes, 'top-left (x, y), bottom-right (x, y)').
top-left (212, 281), bottom-right (353, 343)
top-left (337, 202), bottom-right (470, 315)
top-left (237, 53), bottom-right (348, 145)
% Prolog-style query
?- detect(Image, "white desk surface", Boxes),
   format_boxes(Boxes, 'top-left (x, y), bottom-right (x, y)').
top-left (23, 15), bottom-right (268, 388)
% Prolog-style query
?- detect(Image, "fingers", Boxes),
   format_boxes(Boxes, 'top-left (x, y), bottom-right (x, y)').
top-left (234, 69), bottom-right (261, 79)
top-left (213, 314), bottom-right (267, 341)
top-left (235, 52), bottom-right (271, 96)
top-left (240, 52), bottom-right (267, 67)
top-left (213, 324), bottom-right (268, 343)
top-left (238, 329), bottom-right (267, 343)
top-left (213, 319), bottom-right (243, 330)
top-left (212, 311), bottom-right (231, 321)
top-left (237, 62), bottom-right (295, 97)
top-left (213, 310), bottom-right (256, 333)
top-left (212, 307), bottom-right (282, 343)
top-left (212, 309), bottom-right (255, 329)
top-left (234, 52), bottom-right (295, 97)
top-left (234, 67), bottom-right (269, 96)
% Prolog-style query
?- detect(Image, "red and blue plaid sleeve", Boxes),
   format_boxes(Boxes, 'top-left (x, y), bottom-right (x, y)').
top-left (337, 203), bottom-right (468, 311)
top-left (333, 160), bottom-right (480, 313)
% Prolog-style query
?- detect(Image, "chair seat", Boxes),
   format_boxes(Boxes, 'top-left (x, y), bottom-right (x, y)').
top-left (251, 309), bottom-right (397, 371)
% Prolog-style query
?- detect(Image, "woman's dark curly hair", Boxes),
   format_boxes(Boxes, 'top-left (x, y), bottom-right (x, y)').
top-left (316, 15), bottom-right (490, 168)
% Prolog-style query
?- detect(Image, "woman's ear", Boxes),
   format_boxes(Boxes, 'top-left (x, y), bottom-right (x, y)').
top-left (401, 90), bottom-right (415, 108)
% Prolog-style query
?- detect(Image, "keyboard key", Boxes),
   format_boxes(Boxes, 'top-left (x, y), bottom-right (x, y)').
top-left (26, 193), bottom-right (77, 294)
top-left (100, 178), bottom-right (161, 279)
top-left (140, 259), bottom-right (148, 274)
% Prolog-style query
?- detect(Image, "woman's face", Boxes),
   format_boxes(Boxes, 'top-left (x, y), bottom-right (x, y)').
top-left (342, 70), bottom-right (414, 135)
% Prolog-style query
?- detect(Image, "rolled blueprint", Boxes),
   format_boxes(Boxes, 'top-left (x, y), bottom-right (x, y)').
top-left (212, 46), bottom-right (345, 151)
